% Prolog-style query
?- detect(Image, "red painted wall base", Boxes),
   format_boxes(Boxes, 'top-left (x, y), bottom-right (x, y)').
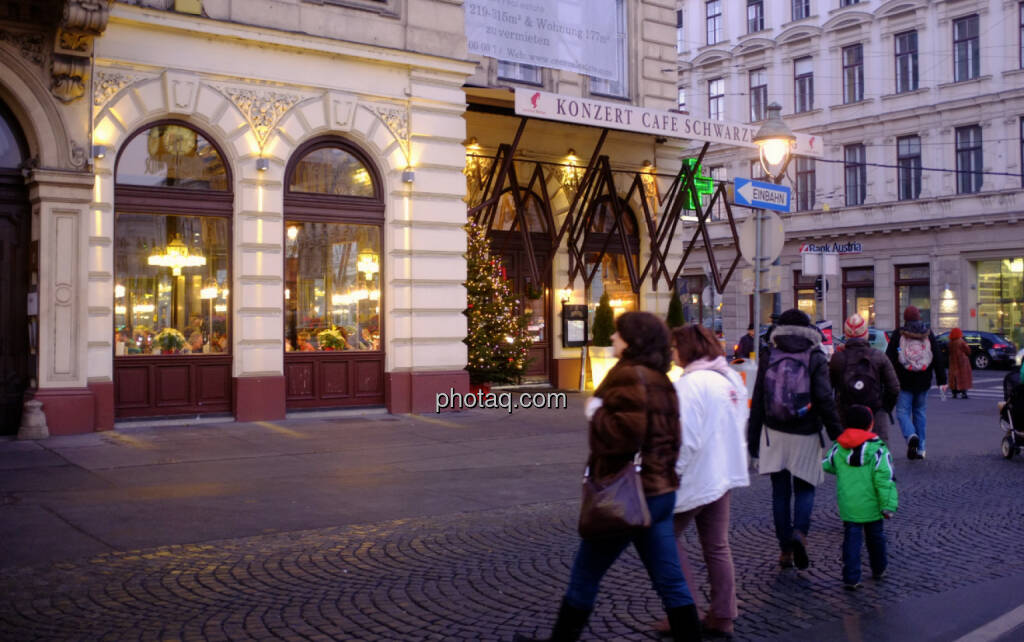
top-left (88, 380), bottom-right (115, 431)
top-left (387, 370), bottom-right (470, 413)
top-left (32, 388), bottom-right (95, 435)
top-left (234, 376), bottom-right (287, 422)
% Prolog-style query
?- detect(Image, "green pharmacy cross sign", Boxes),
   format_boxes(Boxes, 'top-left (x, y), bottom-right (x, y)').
top-left (682, 158), bottom-right (714, 209)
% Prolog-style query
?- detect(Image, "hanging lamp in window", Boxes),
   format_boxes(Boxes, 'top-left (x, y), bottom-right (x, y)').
top-left (147, 234), bottom-right (206, 276)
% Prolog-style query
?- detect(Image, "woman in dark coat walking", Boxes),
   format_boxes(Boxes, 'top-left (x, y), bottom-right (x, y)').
top-left (514, 312), bottom-right (700, 642)
top-left (947, 328), bottom-right (973, 399)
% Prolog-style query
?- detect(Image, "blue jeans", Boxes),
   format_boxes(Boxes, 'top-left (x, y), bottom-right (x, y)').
top-left (842, 520), bottom-right (887, 584)
top-left (565, 492), bottom-right (694, 610)
top-left (770, 470), bottom-right (815, 552)
top-left (896, 389), bottom-right (929, 453)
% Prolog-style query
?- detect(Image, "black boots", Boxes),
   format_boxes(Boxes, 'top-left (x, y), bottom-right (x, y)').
top-left (666, 604), bottom-right (703, 642)
top-left (513, 598), bottom-right (592, 642)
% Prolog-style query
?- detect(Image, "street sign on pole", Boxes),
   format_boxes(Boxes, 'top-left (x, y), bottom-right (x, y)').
top-left (739, 211), bottom-right (784, 265)
top-left (733, 178), bottom-right (792, 213)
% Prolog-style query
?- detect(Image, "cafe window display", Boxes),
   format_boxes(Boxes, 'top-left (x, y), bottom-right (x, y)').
top-left (977, 258), bottom-right (1024, 347)
top-left (113, 122), bottom-right (234, 418)
top-left (114, 124), bottom-right (231, 355)
top-left (282, 137), bottom-right (385, 408)
top-left (114, 215), bottom-right (229, 354)
top-left (284, 222), bottom-right (381, 351)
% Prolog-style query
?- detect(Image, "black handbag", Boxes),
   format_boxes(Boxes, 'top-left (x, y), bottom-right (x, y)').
top-left (578, 452), bottom-right (651, 539)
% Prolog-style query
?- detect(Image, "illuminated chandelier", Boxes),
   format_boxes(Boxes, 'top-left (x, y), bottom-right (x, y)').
top-left (356, 248), bottom-right (380, 280)
top-left (148, 234), bottom-right (206, 276)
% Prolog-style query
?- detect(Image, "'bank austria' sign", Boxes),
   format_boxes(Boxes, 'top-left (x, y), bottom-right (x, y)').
top-left (799, 242), bottom-right (863, 254)
top-left (514, 89), bottom-right (824, 157)
top-left (466, 0), bottom-right (618, 80)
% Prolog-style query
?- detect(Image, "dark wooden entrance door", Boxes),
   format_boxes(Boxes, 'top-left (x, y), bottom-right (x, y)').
top-left (491, 239), bottom-right (551, 383)
top-left (0, 171), bottom-right (29, 433)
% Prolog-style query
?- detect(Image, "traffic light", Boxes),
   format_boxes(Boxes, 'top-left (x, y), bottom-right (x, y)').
top-left (814, 276), bottom-right (828, 299)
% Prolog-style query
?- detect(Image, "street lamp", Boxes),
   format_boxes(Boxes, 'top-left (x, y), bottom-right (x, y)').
top-left (753, 103), bottom-right (796, 180)
top-left (750, 103), bottom-right (796, 359)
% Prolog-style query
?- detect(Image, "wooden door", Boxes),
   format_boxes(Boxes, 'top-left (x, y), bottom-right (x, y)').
top-left (0, 171), bottom-right (29, 433)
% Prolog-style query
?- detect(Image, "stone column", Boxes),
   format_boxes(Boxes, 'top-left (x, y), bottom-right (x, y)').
top-left (26, 168), bottom-right (96, 434)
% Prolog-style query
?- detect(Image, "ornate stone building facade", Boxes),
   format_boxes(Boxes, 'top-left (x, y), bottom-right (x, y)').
top-left (677, 0), bottom-right (1024, 349)
top-left (2, 0), bottom-right (475, 434)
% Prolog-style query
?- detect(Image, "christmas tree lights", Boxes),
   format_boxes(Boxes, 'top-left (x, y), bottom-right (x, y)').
top-left (463, 221), bottom-right (533, 385)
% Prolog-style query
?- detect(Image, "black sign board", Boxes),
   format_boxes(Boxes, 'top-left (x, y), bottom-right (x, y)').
top-left (562, 304), bottom-right (589, 348)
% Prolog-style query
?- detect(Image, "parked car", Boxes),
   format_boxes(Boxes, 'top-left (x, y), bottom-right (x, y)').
top-left (935, 330), bottom-right (1017, 370)
top-left (833, 327), bottom-right (890, 352)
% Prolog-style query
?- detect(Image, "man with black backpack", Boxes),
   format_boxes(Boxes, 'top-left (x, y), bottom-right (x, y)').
top-left (885, 306), bottom-right (947, 461)
top-left (830, 314), bottom-right (900, 443)
top-left (748, 309), bottom-right (843, 571)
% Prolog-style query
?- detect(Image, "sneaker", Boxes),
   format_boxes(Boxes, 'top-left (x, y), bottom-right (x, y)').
top-left (779, 551), bottom-right (794, 568)
top-left (872, 569), bottom-right (886, 580)
top-left (843, 582), bottom-right (863, 591)
top-left (792, 531), bottom-right (810, 570)
top-left (918, 450), bottom-right (926, 460)
top-left (907, 435), bottom-right (920, 460)
top-left (701, 616), bottom-right (735, 639)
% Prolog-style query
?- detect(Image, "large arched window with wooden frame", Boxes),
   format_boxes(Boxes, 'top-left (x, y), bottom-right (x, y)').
top-left (113, 121), bottom-right (233, 418)
top-left (583, 196), bottom-right (641, 319)
top-left (283, 137), bottom-right (385, 409)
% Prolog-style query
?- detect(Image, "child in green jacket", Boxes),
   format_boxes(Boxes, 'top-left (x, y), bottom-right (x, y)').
top-left (822, 405), bottom-right (898, 590)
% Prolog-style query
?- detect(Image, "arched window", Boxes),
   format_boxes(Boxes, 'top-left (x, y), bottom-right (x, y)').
top-left (0, 101), bottom-right (27, 168)
top-left (116, 123), bottom-right (228, 190)
top-left (0, 99), bottom-right (29, 432)
top-left (113, 122), bottom-right (233, 417)
top-left (283, 138), bottom-right (385, 408)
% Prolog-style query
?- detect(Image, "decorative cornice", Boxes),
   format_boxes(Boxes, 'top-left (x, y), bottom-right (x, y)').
top-left (373, 103), bottom-right (409, 155)
top-left (93, 70), bottom-right (143, 106)
top-left (0, 28), bottom-right (46, 67)
top-left (212, 84), bottom-right (304, 147)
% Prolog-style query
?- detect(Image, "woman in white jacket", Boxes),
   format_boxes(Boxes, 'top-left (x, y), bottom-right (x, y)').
top-left (656, 324), bottom-right (750, 638)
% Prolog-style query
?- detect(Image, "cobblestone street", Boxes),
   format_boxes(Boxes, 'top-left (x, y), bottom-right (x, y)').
top-left (2, 378), bottom-right (1024, 640)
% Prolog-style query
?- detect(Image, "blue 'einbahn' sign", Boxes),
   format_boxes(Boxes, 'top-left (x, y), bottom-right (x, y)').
top-left (733, 177), bottom-right (791, 213)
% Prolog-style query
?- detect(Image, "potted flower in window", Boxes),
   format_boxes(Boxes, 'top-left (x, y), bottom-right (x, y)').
top-left (589, 292), bottom-right (617, 389)
top-left (317, 327), bottom-right (347, 351)
top-left (153, 327), bottom-right (186, 355)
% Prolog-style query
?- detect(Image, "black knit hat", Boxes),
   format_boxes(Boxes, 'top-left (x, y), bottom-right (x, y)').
top-left (846, 405), bottom-right (874, 431)
top-left (777, 308), bottom-right (811, 327)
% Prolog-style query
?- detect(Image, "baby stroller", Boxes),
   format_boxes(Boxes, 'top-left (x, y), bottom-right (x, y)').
top-left (999, 360), bottom-right (1024, 460)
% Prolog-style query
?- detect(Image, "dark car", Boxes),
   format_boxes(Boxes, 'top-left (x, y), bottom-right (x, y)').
top-left (935, 330), bottom-right (1017, 370)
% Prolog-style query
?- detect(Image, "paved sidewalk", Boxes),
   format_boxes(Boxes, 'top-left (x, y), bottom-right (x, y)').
top-left (1, 387), bottom-right (1024, 640)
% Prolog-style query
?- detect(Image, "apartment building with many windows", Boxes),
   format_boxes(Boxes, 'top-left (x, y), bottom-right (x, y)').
top-left (676, 0), bottom-right (1024, 350)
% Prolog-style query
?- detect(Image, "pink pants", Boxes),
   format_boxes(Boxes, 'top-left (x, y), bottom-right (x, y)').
top-left (672, 491), bottom-right (737, 621)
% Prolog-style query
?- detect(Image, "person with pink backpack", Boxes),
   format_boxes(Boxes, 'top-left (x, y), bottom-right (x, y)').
top-left (884, 306), bottom-right (948, 460)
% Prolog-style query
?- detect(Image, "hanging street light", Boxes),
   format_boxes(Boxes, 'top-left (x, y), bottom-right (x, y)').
top-left (753, 102), bottom-right (796, 180)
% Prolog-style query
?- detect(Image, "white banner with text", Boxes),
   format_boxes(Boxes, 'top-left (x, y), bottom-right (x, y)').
top-left (514, 89), bottom-right (825, 157)
top-left (466, 0), bottom-right (618, 80)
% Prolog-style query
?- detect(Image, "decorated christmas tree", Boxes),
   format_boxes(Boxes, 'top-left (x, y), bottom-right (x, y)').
top-left (666, 288), bottom-right (685, 328)
top-left (463, 221), bottom-right (532, 385)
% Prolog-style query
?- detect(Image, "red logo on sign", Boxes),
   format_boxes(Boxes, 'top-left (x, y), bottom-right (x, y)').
top-left (530, 92), bottom-right (540, 108)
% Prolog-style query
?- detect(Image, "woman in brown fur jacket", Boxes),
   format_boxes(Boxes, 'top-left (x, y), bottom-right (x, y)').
top-left (514, 312), bottom-right (700, 642)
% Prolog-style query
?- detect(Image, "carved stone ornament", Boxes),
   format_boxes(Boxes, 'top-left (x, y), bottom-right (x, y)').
top-left (0, 29), bottom-right (46, 67)
top-left (62, 0), bottom-right (112, 35)
top-left (70, 140), bottom-right (87, 169)
top-left (373, 104), bottom-right (409, 154)
top-left (51, 56), bottom-right (88, 103)
top-left (51, 1), bottom-right (113, 103)
top-left (93, 70), bottom-right (141, 106)
top-left (215, 85), bottom-right (303, 146)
